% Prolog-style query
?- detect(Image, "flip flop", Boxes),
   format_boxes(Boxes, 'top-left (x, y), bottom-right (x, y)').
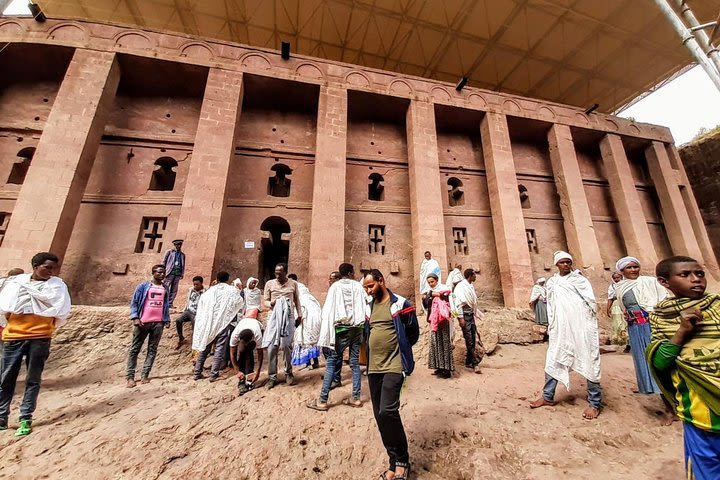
top-left (342, 398), bottom-right (363, 408)
top-left (306, 398), bottom-right (329, 411)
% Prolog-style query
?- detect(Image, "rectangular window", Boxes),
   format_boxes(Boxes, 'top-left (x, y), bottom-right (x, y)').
top-left (135, 217), bottom-right (167, 253)
top-left (368, 224), bottom-right (386, 255)
top-left (452, 227), bottom-right (468, 255)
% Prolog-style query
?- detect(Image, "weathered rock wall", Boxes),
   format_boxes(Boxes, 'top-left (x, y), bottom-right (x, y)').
top-left (680, 130), bottom-right (720, 260)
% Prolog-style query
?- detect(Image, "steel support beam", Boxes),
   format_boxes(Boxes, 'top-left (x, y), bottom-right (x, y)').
top-left (655, 0), bottom-right (720, 92)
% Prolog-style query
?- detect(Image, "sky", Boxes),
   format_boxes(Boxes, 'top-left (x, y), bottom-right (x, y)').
top-left (618, 65), bottom-right (720, 146)
top-left (4, 1), bottom-right (719, 146)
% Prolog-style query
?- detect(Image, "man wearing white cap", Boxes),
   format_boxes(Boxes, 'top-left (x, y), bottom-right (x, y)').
top-left (530, 251), bottom-right (602, 420)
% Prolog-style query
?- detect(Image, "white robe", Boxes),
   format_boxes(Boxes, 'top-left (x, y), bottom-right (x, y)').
top-left (544, 270), bottom-right (601, 388)
top-left (192, 283), bottom-right (245, 351)
top-left (452, 279), bottom-right (477, 312)
top-left (0, 274), bottom-right (71, 327)
top-left (293, 283), bottom-right (323, 347)
top-left (419, 258), bottom-right (442, 294)
top-left (318, 278), bottom-right (367, 348)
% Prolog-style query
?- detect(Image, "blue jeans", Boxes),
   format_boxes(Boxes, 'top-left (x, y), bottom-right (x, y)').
top-left (543, 373), bottom-right (602, 409)
top-left (0, 338), bottom-right (51, 423)
top-left (320, 328), bottom-right (362, 402)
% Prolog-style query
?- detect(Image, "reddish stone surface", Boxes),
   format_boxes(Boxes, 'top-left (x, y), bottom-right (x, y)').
top-left (0, 48), bottom-right (119, 272)
top-left (175, 68), bottom-right (243, 286)
top-left (307, 86), bottom-right (347, 297)
top-left (480, 113), bottom-right (533, 307)
top-left (0, 18), bottom-right (713, 303)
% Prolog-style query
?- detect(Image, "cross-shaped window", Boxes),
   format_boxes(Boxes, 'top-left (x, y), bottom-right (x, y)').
top-left (368, 225), bottom-right (386, 255)
top-left (135, 217), bottom-right (167, 253)
top-left (526, 229), bottom-right (539, 254)
top-left (0, 212), bottom-right (10, 247)
top-left (452, 227), bottom-right (468, 255)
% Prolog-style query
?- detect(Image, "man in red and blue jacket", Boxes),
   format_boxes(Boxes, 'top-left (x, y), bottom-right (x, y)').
top-left (363, 269), bottom-right (418, 480)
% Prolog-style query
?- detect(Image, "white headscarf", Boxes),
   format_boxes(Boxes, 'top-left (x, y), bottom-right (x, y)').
top-left (615, 256), bottom-right (640, 273)
top-left (553, 251), bottom-right (572, 265)
top-left (243, 276), bottom-right (262, 312)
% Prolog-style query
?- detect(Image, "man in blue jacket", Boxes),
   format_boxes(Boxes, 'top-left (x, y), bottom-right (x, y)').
top-left (126, 264), bottom-right (170, 388)
top-left (363, 269), bottom-right (419, 480)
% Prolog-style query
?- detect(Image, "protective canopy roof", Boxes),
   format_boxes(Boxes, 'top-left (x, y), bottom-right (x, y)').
top-left (20, 0), bottom-right (720, 112)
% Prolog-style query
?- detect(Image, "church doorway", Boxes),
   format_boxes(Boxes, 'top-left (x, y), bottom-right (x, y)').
top-left (259, 216), bottom-right (291, 284)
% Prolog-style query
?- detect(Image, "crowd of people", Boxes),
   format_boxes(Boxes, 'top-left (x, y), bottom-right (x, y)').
top-left (0, 243), bottom-right (716, 480)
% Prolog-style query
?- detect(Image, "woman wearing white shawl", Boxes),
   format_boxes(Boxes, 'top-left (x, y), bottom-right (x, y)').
top-left (530, 251), bottom-right (602, 420)
top-left (419, 251), bottom-right (442, 294)
top-left (528, 278), bottom-right (548, 325)
top-left (243, 277), bottom-right (262, 319)
top-left (422, 274), bottom-right (453, 378)
top-left (611, 256), bottom-right (667, 395)
top-left (291, 282), bottom-right (322, 365)
top-left (192, 275), bottom-right (245, 381)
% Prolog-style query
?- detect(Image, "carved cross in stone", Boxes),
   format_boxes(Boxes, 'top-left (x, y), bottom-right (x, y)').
top-left (453, 228), bottom-right (467, 255)
top-left (369, 225), bottom-right (385, 255)
top-left (526, 229), bottom-right (539, 254)
top-left (143, 221), bottom-right (164, 252)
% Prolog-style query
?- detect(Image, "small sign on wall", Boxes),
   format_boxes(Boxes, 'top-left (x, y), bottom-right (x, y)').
top-left (244, 241), bottom-right (255, 249)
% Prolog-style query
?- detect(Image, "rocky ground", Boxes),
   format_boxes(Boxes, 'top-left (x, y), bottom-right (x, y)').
top-left (0, 306), bottom-right (683, 479)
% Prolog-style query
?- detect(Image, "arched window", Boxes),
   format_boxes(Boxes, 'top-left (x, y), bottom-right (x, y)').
top-left (447, 177), bottom-right (464, 207)
top-left (7, 147), bottom-right (35, 185)
top-left (148, 157), bottom-right (178, 191)
top-left (267, 163), bottom-right (292, 197)
top-left (368, 173), bottom-right (385, 201)
top-left (518, 184), bottom-right (531, 209)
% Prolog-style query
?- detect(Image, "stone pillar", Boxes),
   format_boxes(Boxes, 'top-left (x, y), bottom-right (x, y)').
top-left (547, 124), bottom-right (603, 272)
top-left (479, 112), bottom-right (533, 307)
top-left (666, 144), bottom-right (720, 280)
top-left (599, 134), bottom-right (658, 267)
top-left (174, 69), bottom-right (243, 282)
top-left (645, 141), bottom-right (704, 259)
top-left (307, 85), bottom-right (347, 297)
top-left (0, 49), bottom-right (119, 271)
top-left (406, 100), bottom-right (447, 300)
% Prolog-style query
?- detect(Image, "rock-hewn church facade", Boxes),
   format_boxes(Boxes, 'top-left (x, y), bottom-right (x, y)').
top-left (0, 18), bottom-right (716, 306)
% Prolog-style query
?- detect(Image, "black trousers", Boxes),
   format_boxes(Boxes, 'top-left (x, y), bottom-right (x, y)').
top-left (462, 310), bottom-right (479, 367)
top-left (368, 372), bottom-right (409, 470)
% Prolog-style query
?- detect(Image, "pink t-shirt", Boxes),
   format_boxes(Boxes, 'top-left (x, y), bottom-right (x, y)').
top-left (141, 284), bottom-right (166, 323)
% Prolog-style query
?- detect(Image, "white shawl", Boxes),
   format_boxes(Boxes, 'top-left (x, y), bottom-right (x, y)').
top-left (318, 279), bottom-right (367, 348)
top-left (612, 276), bottom-right (668, 313)
top-left (293, 283), bottom-right (323, 347)
top-left (529, 285), bottom-right (546, 303)
top-left (544, 270), bottom-right (601, 388)
top-left (419, 258), bottom-right (442, 294)
top-left (453, 279), bottom-right (477, 311)
top-left (0, 274), bottom-right (71, 327)
top-left (446, 268), bottom-right (463, 292)
top-left (192, 283), bottom-right (245, 351)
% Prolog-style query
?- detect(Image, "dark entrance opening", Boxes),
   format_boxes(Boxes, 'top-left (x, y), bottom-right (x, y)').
top-left (259, 216), bottom-right (291, 284)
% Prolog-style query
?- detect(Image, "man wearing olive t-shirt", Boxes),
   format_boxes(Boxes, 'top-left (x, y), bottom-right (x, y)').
top-left (363, 269), bottom-right (419, 480)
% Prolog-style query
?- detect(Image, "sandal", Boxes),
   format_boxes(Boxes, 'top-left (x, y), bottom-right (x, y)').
top-left (378, 471), bottom-right (393, 480)
top-left (306, 398), bottom-right (329, 411)
top-left (394, 464), bottom-right (411, 480)
top-left (342, 398), bottom-right (363, 408)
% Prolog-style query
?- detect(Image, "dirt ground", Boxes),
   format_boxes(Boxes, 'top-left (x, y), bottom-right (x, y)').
top-left (0, 306), bottom-right (684, 480)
